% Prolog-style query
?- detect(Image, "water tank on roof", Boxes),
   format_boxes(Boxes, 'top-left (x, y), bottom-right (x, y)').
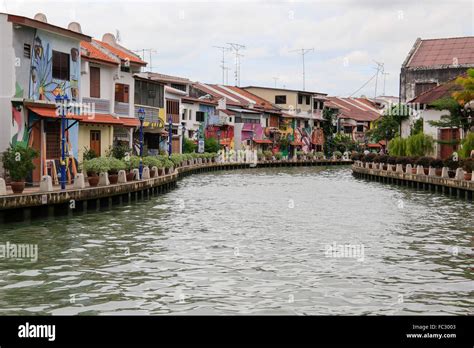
top-left (33, 13), bottom-right (47, 23)
top-left (102, 33), bottom-right (116, 45)
top-left (68, 22), bottom-right (82, 33)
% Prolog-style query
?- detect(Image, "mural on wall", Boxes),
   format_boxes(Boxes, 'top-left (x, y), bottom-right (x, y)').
top-left (29, 34), bottom-right (80, 101)
top-left (11, 106), bottom-right (28, 146)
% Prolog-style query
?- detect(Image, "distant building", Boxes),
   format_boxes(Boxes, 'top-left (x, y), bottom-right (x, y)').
top-left (400, 36), bottom-right (474, 103)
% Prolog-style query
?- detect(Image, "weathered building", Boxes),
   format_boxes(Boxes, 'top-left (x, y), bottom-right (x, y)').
top-left (400, 36), bottom-right (474, 103)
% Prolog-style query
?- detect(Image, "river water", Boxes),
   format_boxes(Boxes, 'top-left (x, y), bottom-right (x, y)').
top-left (0, 166), bottom-right (472, 315)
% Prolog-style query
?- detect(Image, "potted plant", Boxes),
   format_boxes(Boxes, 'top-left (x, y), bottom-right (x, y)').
top-left (461, 158), bottom-right (473, 180)
top-left (443, 156), bottom-right (459, 178)
top-left (2, 143), bottom-right (38, 194)
top-left (315, 152), bottom-right (325, 160)
top-left (333, 151), bottom-right (342, 160)
top-left (415, 157), bottom-right (433, 175)
top-left (263, 150), bottom-right (273, 161)
top-left (275, 152), bottom-right (283, 161)
top-left (408, 156), bottom-right (420, 174)
top-left (350, 152), bottom-right (361, 161)
top-left (296, 151), bottom-right (305, 160)
top-left (162, 158), bottom-right (174, 174)
top-left (430, 159), bottom-right (444, 176)
top-left (83, 157), bottom-right (109, 187)
top-left (257, 151), bottom-right (264, 162)
top-left (107, 157), bottom-right (126, 184)
top-left (143, 156), bottom-right (162, 177)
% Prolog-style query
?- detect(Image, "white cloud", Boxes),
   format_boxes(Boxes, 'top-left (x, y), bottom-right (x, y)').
top-left (5, 0), bottom-right (474, 96)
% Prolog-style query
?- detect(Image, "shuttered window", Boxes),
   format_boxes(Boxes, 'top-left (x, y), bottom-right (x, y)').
top-left (45, 121), bottom-right (61, 159)
top-left (52, 50), bottom-right (70, 80)
top-left (90, 66), bottom-right (101, 98)
top-left (115, 83), bottom-right (129, 103)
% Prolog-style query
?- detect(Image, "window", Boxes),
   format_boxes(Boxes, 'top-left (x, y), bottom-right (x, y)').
top-left (171, 83), bottom-right (186, 92)
top-left (45, 121), bottom-right (60, 159)
top-left (196, 111), bottom-right (205, 122)
top-left (265, 117), bottom-right (269, 127)
top-left (166, 100), bottom-right (180, 115)
top-left (23, 44), bottom-right (31, 59)
top-left (415, 82), bottom-right (437, 97)
top-left (182, 108), bottom-right (187, 121)
top-left (306, 96), bottom-right (310, 105)
top-left (135, 80), bottom-right (164, 108)
top-left (298, 95), bottom-right (303, 104)
top-left (115, 83), bottom-right (129, 103)
top-left (356, 124), bottom-right (364, 132)
top-left (304, 120), bottom-right (309, 128)
top-left (90, 66), bottom-right (100, 98)
top-left (52, 50), bottom-right (70, 80)
top-left (188, 109), bottom-right (192, 121)
top-left (344, 126), bottom-right (352, 134)
top-left (275, 95), bottom-right (287, 104)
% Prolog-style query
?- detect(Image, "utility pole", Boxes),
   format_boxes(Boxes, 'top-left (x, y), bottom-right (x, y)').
top-left (290, 48), bottom-right (314, 91)
top-left (272, 77), bottom-right (279, 88)
top-left (383, 72), bottom-right (389, 96)
top-left (213, 46), bottom-right (230, 85)
top-left (224, 67), bottom-right (231, 85)
top-left (227, 42), bottom-right (246, 86)
top-left (373, 60), bottom-right (384, 100)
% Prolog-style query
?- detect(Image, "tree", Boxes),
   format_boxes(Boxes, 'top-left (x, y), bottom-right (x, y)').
top-left (452, 68), bottom-right (474, 105)
top-left (204, 137), bottom-right (220, 153)
top-left (322, 108), bottom-right (337, 156)
top-left (366, 114), bottom-right (400, 143)
top-left (183, 138), bottom-right (197, 153)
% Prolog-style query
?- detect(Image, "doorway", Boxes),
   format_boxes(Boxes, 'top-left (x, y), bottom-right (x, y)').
top-left (90, 130), bottom-right (101, 157)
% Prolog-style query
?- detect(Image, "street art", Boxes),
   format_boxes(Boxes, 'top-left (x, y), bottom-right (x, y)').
top-left (29, 34), bottom-right (80, 101)
top-left (11, 106), bottom-right (28, 146)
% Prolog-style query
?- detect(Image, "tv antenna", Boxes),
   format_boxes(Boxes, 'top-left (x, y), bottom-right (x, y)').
top-left (213, 46), bottom-right (231, 85)
top-left (227, 42), bottom-right (246, 86)
top-left (289, 48), bottom-right (314, 91)
top-left (133, 48), bottom-right (157, 72)
top-left (272, 77), bottom-right (279, 88)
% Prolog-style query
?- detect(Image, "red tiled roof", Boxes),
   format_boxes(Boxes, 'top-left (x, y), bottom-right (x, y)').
top-left (81, 41), bottom-right (119, 65)
top-left (77, 113), bottom-right (124, 125)
top-left (181, 96), bottom-right (217, 106)
top-left (326, 97), bottom-right (380, 122)
top-left (119, 117), bottom-right (140, 127)
top-left (407, 37), bottom-right (474, 68)
top-left (94, 39), bottom-right (147, 65)
top-left (226, 86), bottom-right (281, 112)
top-left (410, 75), bottom-right (464, 104)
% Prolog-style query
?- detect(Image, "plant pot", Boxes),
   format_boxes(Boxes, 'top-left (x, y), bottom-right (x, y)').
top-left (448, 170), bottom-right (456, 178)
top-left (109, 174), bottom-right (119, 185)
top-left (150, 169), bottom-right (156, 178)
top-left (11, 181), bottom-right (25, 194)
top-left (412, 168), bottom-right (417, 174)
top-left (435, 168), bottom-right (442, 176)
top-left (88, 175), bottom-right (99, 187)
top-left (424, 168), bottom-right (429, 175)
top-left (464, 172), bottom-right (472, 181)
top-left (126, 172), bottom-right (135, 181)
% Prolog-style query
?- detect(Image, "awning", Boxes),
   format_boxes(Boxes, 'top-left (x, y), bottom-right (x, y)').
top-left (28, 106), bottom-right (82, 120)
top-left (119, 117), bottom-right (140, 127)
top-left (76, 113), bottom-right (124, 125)
top-left (253, 139), bottom-right (273, 144)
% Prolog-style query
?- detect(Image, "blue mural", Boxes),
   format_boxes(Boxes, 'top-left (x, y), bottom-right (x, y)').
top-left (29, 34), bottom-right (80, 101)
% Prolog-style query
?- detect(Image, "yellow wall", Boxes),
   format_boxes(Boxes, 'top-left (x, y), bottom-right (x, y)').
top-left (78, 124), bottom-right (114, 162)
top-left (245, 87), bottom-right (298, 110)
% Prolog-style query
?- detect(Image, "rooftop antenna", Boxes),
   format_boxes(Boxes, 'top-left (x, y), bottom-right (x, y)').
top-left (227, 42), bottom-right (246, 86)
top-left (224, 67), bottom-right (231, 85)
top-left (133, 48), bottom-right (157, 72)
top-left (289, 48), bottom-right (314, 91)
top-left (272, 77), bottom-right (279, 88)
top-left (115, 29), bottom-right (121, 43)
top-left (213, 46), bottom-right (231, 85)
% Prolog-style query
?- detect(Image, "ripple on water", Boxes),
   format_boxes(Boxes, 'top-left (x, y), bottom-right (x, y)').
top-left (0, 166), bottom-right (472, 315)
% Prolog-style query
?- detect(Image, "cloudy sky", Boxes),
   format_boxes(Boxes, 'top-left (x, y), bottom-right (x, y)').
top-left (2, 0), bottom-right (473, 97)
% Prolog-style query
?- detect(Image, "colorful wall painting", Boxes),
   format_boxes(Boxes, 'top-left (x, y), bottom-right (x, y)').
top-left (11, 106), bottom-right (28, 146)
top-left (29, 33), bottom-right (80, 102)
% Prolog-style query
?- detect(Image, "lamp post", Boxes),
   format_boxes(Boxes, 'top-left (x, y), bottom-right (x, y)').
top-left (168, 115), bottom-right (173, 156)
top-left (55, 94), bottom-right (68, 190)
top-left (181, 122), bottom-right (186, 154)
top-left (137, 108), bottom-right (145, 179)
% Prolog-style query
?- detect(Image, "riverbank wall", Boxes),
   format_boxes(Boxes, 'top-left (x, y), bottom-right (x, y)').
top-left (0, 159), bottom-right (351, 224)
top-left (352, 162), bottom-right (473, 201)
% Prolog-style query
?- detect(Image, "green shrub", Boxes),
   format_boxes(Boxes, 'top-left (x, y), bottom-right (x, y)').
top-left (333, 151), bottom-right (342, 159)
top-left (363, 153), bottom-right (377, 162)
top-left (257, 151), bottom-right (264, 160)
top-left (275, 152), bottom-right (283, 160)
top-left (461, 158), bottom-right (474, 173)
top-left (204, 137), bottom-right (220, 153)
top-left (388, 137), bottom-right (407, 156)
top-left (107, 157), bottom-right (126, 174)
top-left (83, 157), bottom-right (110, 175)
top-left (394, 156), bottom-right (409, 165)
top-left (143, 156), bottom-right (163, 168)
top-left (459, 132), bottom-right (474, 158)
top-left (170, 153), bottom-right (184, 165)
top-left (415, 156), bottom-right (433, 168)
top-left (162, 159), bottom-right (174, 168)
top-left (183, 138), bottom-right (197, 153)
top-left (315, 152), bottom-right (325, 159)
top-left (406, 133), bottom-right (434, 157)
top-left (106, 144), bottom-right (131, 160)
top-left (443, 155), bottom-right (459, 170)
top-left (2, 143), bottom-right (38, 181)
top-left (263, 150), bottom-right (273, 160)
top-left (83, 146), bottom-right (97, 160)
top-left (430, 159), bottom-right (444, 168)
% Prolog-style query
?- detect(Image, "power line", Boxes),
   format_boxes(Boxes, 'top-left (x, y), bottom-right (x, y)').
top-left (373, 60), bottom-right (384, 99)
top-left (289, 48), bottom-right (314, 91)
top-left (348, 72), bottom-right (378, 97)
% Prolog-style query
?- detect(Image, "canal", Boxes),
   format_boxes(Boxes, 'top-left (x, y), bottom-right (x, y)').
top-left (0, 166), bottom-right (472, 315)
